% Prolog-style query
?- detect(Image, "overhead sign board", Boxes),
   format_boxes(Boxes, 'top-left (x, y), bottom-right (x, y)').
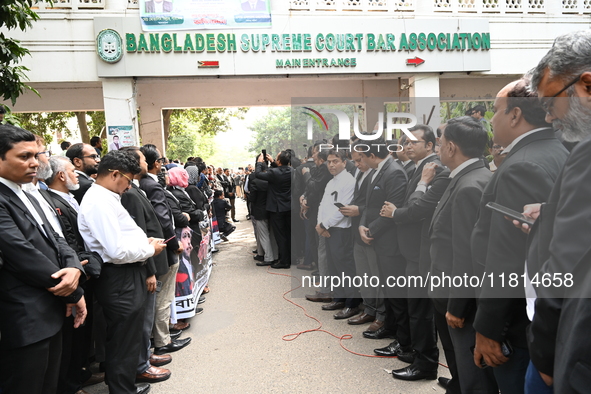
top-left (94, 16), bottom-right (491, 77)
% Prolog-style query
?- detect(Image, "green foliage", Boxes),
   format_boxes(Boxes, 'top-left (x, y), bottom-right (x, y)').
top-left (248, 105), bottom-right (356, 159)
top-left (87, 111), bottom-right (106, 138)
top-left (13, 112), bottom-right (76, 144)
top-left (0, 1), bottom-right (42, 105)
top-left (165, 108), bottom-right (246, 161)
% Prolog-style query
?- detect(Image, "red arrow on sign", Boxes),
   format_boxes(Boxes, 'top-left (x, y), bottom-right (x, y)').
top-left (406, 57), bottom-right (425, 67)
top-left (198, 60), bottom-right (219, 68)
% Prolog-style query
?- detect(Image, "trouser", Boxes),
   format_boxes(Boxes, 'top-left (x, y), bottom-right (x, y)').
top-left (228, 197), bottom-right (236, 220)
top-left (0, 330), bottom-right (62, 394)
top-left (255, 218), bottom-right (278, 263)
top-left (95, 263), bottom-right (147, 394)
top-left (353, 242), bottom-right (386, 320)
top-left (492, 346), bottom-right (529, 394)
top-left (137, 290), bottom-right (156, 374)
top-left (317, 235), bottom-right (329, 294)
top-left (377, 253), bottom-right (410, 348)
top-left (153, 262), bottom-right (179, 348)
top-left (58, 281), bottom-right (95, 394)
top-left (251, 217), bottom-right (264, 256)
top-left (270, 210), bottom-right (291, 265)
top-left (302, 217), bottom-right (317, 266)
top-left (446, 307), bottom-right (498, 394)
top-left (405, 259), bottom-right (439, 372)
top-left (325, 227), bottom-right (361, 308)
top-left (525, 361), bottom-right (553, 394)
top-left (434, 306), bottom-right (461, 394)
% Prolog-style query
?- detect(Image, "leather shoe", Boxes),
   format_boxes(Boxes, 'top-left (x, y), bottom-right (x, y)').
top-left (232, 218), bottom-right (240, 222)
top-left (305, 292), bottom-right (332, 303)
top-left (321, 301), bottom-right (345, 311)
top-left (366, 319), bottom-right (384, 332)
top-left (75, 390), bottom-right (91, 394)
top-left (256, 260), bottom-right (274, 267)
top-left (347, 313), bottom-right (375, 325)
top-left (397, 349), bottom-right (417, 364)
top-left (149, 353), bottom-right (172, 367)
top-left (81, 372), bottom-right (105, 387)
top-left (136, 366), bottom-right (171, 383)
top-left (438, 377), bottom-right (450, 389)
top-left (198, 295), bottom-right (206, 304)
top-left (296, 263), bottom-right (314, 271)
top-left (334, 307), bottom-right (361, 319)
top-left (253, 254), bottom-right (264, 261)
top-left (154, 337), bottom-right (192, 355)
top-left (170, 330), bottom-right (182, 340)
top-left (136, 383), bottom-right (151, 394)
top-left (392, 365), bottom-right (437, 381)
top-left (170, 321), bottom-right (190, 331)
top-left (373, 340), bottom-right (402, 357)
top-left (362, 325), bottom-right (397, 340)
top-left (271, 261), bottom-right (290, 269)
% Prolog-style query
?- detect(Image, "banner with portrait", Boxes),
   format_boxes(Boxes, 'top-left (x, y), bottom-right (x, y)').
top-left (174, 222), bottom-right (212, 319)
top-left (139, 0), bottom-right (272, 31)
top-left (107, 125), bottom-right (136, 151)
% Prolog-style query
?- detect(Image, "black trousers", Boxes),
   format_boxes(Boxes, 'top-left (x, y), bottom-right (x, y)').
top-left (270, 210), bottom-right (291, 265)
top-left (433, 306), bottom-right (461, 394)
top-left (325, 227), bottom-right (361, 308)
top-left (95, 264), bottom-right (147, 394)
top-left (406, 259), bottom-right (439, 371)
top-left (0, 329), bottom-right (63, 394)
top-left (378, 253), bottom-right (411, 348)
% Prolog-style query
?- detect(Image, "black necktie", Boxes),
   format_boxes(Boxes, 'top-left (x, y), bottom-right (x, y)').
top-left (355, 171), bottom-right (363, 193)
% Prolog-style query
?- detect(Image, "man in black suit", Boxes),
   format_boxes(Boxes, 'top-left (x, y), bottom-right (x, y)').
top-left (251, 158), bottom-right (278, 267)
top-left (0, 124), bottom-right (86, 394)
top-left (139, 144), bottom-right (185, 357)
top-left (470, 78), bottom-right (568, 394)
top-left (380, 125), bottom-right (450, 381)
top-left (66, 143), bottom-right (99, 204)
top-left (255, 150), bottom-right (292, 269)
top-left (428, 117), bottom-right (497, 393)
top-left (523, 30), bottom-right (591, 394)
top-left (241, 0), bottom-right (266, 11)
top-left (354, 138), bottom-right (409, 344)
top-left (145, 0), bottom-right (173, 12)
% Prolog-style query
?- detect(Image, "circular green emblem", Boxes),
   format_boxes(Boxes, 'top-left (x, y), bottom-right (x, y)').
top-left (96, 29), bottom-right (123, 64)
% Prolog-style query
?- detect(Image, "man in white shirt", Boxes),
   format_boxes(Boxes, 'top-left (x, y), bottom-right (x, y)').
top-left (78, 150), bottom-right (167, 394)
top-left (315, 150), bottom-right (360, 319)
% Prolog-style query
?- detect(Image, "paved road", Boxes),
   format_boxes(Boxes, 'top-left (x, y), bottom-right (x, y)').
top-left (87, 200), bottom-right (450, 394)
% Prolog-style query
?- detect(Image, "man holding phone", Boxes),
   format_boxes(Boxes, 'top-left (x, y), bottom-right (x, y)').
top-left (315, 150), bottom-right (361, 318)
top-left (470, 77), bottom-right (568, 394)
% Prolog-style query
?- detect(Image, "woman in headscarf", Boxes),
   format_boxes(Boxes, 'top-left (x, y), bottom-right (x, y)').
top-left (185, 165), bottom-right (210, 214)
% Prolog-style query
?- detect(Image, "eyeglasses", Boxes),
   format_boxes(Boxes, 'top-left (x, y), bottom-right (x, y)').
top-left (156, 158), bottom-right (166, 163)
top-left (38, 151), bottom-right (52, 157)
top-left (108, 169), bottom-right (133, 186)
top-left (540, 73), bottom-right (582, 115)
top-left (403, 140), bottom-right (426, 147)
top-left (82, 154), bottom-right (101, 161)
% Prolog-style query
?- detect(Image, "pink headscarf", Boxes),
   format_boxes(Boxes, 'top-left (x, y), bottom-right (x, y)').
top-left (168, 167), bottom-right (189, 188)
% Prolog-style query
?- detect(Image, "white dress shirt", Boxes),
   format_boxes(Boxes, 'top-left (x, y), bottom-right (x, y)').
top-left (317, 169), bottom-right (355, 229)
top-left (23, 182), bottom-right (64, 237)
top-left (449, 158), bottom-right (480, 179)
top-left (48, 188), bottom-right (80, 212)
top-left (78, 183), bottom-right (154, 264)
top-left (371, 156), bottom-right (391, 183)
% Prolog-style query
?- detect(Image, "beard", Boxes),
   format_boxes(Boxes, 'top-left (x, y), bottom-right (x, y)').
top-left (553, 96), bottom-right (591, 142)
top-left (37, 161), bottom-right (53, 180)
top-left (83, 163), bottom-right (98, 176)
top-left (65, 176), bottom-right (80, 191)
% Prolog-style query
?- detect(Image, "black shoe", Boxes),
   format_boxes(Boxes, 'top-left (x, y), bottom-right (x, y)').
top-left (253, 255), bottom-right (264, 261)
top-left (198, 295), bottom-right (206, 304)
top-left (246, 215), bottom-right (251, 220)
top-left (362, 326), bottom-right (397, 340)
top-left (271, 261), bottom-right (290, 269)
top-left (256, 260), bottom-right (274, 266)
top-left (392, 365), bottom-right (437, 381)
top-left (252, 249), bottom-right (258, 254)
top-left (322, 301), bottom-right (346, 311)
top-left (195, 307), bottom-right (204, 315)
top-left (373, 340), bottom-right (401, 357)
top-left (136, 383), bottom-right (151, 394)
top-left (170, 330), bottom-right (182, 340)
top-left (438, 377), bottom-right (450, 389)
top-left (154, 337), bottom-right (192, 355)
top-left (232, 219), bottom-right (240, 222)
top-left (397, 349), bottom-right (418, 364)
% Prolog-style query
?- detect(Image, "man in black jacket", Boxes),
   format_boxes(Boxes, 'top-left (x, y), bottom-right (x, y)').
top-left (470, 78), bottom-right (568, 394)
top-left (250, 159), bottom-right (278, 266)
top-left (255, 150), bottom-right (292, 269)
top-left (428, 117), bottom-right (497, 393)
top-left (0, 124), bottom-right (86, 394)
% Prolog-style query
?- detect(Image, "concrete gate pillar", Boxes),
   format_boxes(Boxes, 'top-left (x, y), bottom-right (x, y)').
top-left (409, 74), bottom-right (442, 130)
top-left (102, 78), bottom-right (140, 150)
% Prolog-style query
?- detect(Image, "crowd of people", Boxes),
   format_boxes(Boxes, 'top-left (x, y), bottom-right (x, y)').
top-left (0, 132), bottom-right (245, 394)
top-left (245, 30), bottom-right (591, 394)
top-left (2, 28), bottom-right (591, 394)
